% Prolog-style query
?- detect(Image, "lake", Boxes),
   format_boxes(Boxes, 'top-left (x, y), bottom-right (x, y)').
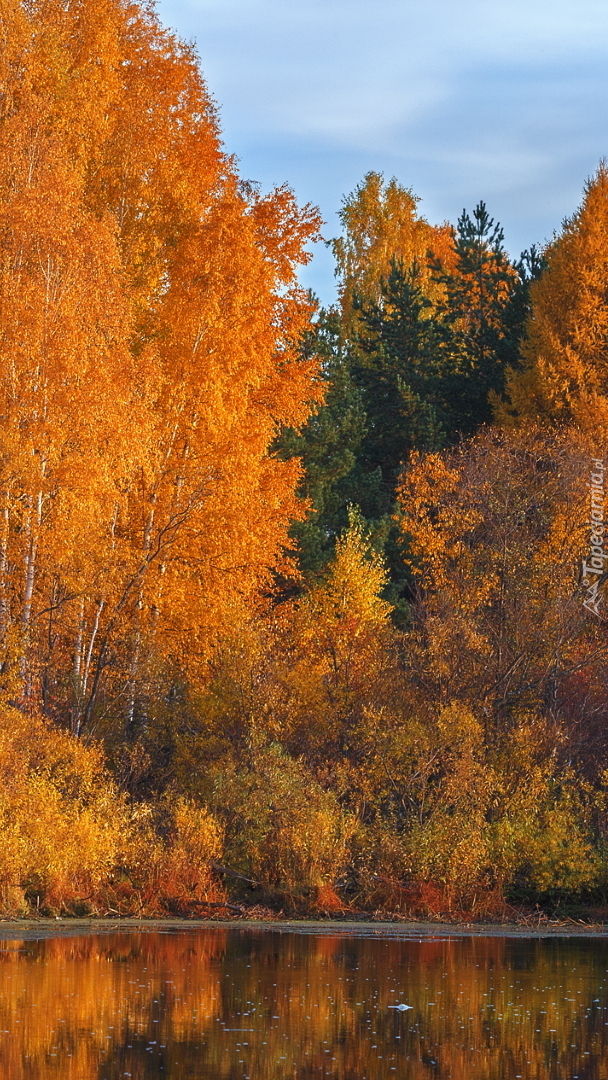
top-left (0, 924), bottom-right (607, 1078)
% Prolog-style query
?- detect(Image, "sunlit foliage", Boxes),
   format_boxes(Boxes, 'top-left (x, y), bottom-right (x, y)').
top-left (499, 163), bottom-right (608, 431)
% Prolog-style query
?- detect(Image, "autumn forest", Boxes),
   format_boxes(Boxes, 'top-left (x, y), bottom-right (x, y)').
top-left (2, 0), bottom-right (608, 921)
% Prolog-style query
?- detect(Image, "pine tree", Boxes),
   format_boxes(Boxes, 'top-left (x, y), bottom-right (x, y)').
top-left (431, 201), bottom-right (518, 434)
top-left (353, 259), bottom-right (447, 480)
top-left (276, 307), bottom-right (368, 579)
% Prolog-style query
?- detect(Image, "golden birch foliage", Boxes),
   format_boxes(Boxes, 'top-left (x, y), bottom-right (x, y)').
top-left (0, 0), bottom-right (156, 707)
top-left (175, 431), bottom-right (605, 905)
top-left (298, 512), bottom-right (392, 645)
top-left (135, 182), bottom-right (321, 681)
top-left (332, 171), bottom-right (454, 329)
top-left (289, 512), bottom-right (392, 663)
top-left (397, 451), bottom-right (482, 593)
top-left (284, 513), bottom-right (394, 757)
top-left (0, 0), bottom-right (322, 724)
top-left (170, 519), bottom-right (395, 796)
top-left (80, 5), bottom-right (321, 704)
top-left (166, 521), bottom-right (396, 877)
top-left (0, 702), bottom-right (226, 915)
top-left (499, 163), bottom-right (608, 432)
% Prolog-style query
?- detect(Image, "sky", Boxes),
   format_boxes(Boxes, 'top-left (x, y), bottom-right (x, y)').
top-left (156, 0), bottom-right (608, 304)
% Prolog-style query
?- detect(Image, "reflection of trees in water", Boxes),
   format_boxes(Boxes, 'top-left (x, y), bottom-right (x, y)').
top-left (0, 931), bottom-right (606, 1078)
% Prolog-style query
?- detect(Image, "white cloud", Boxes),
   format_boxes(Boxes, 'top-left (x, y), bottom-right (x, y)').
top-left (156, 0), bottom-right (608, 299)
top-left (167, 0), bottom-right (606, 140)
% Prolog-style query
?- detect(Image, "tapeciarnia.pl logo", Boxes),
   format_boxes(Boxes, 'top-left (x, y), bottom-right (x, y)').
top-left (582, 457), bottom-right (606, 617)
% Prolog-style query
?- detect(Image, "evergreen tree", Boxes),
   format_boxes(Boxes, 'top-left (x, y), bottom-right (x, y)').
top-left (276, 268), bottom-right (447, 620)
top-left (353, 258), bottom-right (447, 490)
top-left (277, 308), bottom-right (369, 579)
top-left (430, 201), bottom-right (518, 435)
top-left (278, 196), bottom-right (534, 624)
top-left (498, 245), bottom-right (547, 367)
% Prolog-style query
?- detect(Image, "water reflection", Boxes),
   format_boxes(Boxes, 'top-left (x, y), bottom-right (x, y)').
top-left (0, 928), bottom-right (607, 1077)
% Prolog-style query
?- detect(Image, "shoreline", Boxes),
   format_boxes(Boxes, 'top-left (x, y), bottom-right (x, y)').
top-left (0, 916), bottom-right (607, 941)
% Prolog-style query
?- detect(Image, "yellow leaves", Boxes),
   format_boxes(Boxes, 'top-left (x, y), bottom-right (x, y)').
top-left (0, 704), bottom-right (128, 902)
top-left (208, 743), bottom-right (354, 890)
top-left (0, 703), bottom-right (228, 913)
top-left (332, 171), bottom-right (453, 330)
top-left (171, 799), bottom-right (222, 864)
top-left (287, 513), bottom-right (394, 743)
top-left (409, 811), bottom-right (492, 892)
top-left (436, 701), bottom-right (484, 754)
top-left (362, 702), bottom-right (495, 893)
top-left (299, 511), bottom-right (392, 641)
top-left (123, 797), bottom-right (225, 906)
top-left (491, 767), bottom-right (602, 895)
top-left (3, 1), bottom-right (606, 920)
top-left (165, 520), bottom-right (398, 812)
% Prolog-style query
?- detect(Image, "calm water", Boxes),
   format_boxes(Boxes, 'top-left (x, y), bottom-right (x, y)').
top-left (1, 928), bottom-right (608, 1078)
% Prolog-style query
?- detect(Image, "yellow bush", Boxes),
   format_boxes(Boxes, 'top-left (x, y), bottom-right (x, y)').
top-left (0, 704), bottom-right (128, 912)
top-left (107, 797), bottom-right (225, 915)
top-left (210, 743), bottom-right (355, 891)
top-left (0, 706), bottom-right (226, 915)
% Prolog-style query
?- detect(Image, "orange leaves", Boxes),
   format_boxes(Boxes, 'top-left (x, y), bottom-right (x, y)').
top-left (396, 426), bottom-right (599, 713)
top-left (0, 0), bottom-right (322, 723)
top-left (397, 451), bottom-right (479, 592)
top-left (247, 183), bottom-right (322, 286)
top-left (500, 163), bottom-right (608, 433)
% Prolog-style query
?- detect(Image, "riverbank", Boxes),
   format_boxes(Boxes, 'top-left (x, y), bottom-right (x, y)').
top-left (0, 916), bottom-right (607, 940)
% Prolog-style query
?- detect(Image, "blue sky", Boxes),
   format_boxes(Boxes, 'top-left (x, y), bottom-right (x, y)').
top-left (156, 0), bottom-right (608, 304)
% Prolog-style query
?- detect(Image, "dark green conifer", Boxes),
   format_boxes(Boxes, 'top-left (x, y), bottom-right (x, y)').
top-left (276, 199), bottom-right (541, 625)
top-left (430, 201), bottom-right (517, 434)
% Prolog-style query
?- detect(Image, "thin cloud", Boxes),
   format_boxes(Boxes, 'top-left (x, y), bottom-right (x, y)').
top-left (157, 0), bottom-right (608, 300)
